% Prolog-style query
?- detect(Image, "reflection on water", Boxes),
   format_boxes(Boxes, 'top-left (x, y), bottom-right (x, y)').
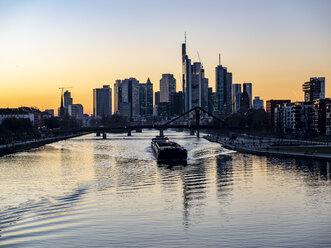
top-left (0, 131), bottom-right (330, 247)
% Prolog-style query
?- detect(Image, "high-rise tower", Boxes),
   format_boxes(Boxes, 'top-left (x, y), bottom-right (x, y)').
top-left (182, 33), bottom-right (192, 112)
top-left (216, 54), bottom-right (232, 117)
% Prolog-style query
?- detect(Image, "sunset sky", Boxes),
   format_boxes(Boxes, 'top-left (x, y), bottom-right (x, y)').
top-left (0, 0), bottom-right (330, 114)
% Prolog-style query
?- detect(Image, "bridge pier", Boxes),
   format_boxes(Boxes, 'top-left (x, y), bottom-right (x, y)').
top-left (96, 132), bottom-right (100, 137)
top-left (159, 129), bottom-right (164, 137)
top-left (102, 132), bottom-right (107, 139)
top-left (190, 129), bottom-right (195, 135)
top-left (127, 130), bottom-right (131, 136)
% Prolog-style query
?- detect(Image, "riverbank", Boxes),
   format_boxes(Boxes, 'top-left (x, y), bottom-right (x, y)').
top-left (0, 133), bottom-right (87, 157)
top-left (205, 134), bottom-right (331, 161)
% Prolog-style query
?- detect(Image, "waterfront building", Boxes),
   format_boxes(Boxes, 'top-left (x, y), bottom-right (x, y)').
top-left (274, 102), bottom-right (294, 133)
top-left (160, 74), bottom-right (176, 103)
top-left (232, 84), bottom-right (241, 113)
top-left (326, 101), bottom-right (331, 135)
top-left (253, 96), bottom-right (264, 110)
top-left (68, 104), bottom-right (84, 120)
top-left (93, 85), bottom-right (112, 118)
top-left (215, 56), bottom-right (232, 118)
top-left (0, 107), bottom-right (41, 127)
top-left (291, 102), bottom-right (314, 134)
top-left (243, 83), bottom-right (252, 109)
top-left (313, 98), bottom-right (331, 135)
top-left (303, 77), bottom-right (325, 102)
top-left (266, 100), bottom-right (291, 128)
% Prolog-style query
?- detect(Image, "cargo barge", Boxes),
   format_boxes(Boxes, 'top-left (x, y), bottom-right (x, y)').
top-left (151, 136), bottom-right (187, 163)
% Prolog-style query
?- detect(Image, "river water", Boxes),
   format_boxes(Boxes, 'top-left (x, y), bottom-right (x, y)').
top-left (0, 131), bottom-right (330, 247)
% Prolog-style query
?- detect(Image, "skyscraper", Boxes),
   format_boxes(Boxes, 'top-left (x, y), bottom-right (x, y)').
top-left (181, 37), bottom-right (208, 112)
top-left (139, 83), bottom-right (147, 116)
top-left (232, 84), bottom-right (241, 113)
top-left (139, 78), bottom-right (153, 117)
top-left (160, 74), bottom-right (176, 103)
top-left (114, 80), bottom-right (122, 113)
top-left (155, 91), bottom-right (160, 106)
top-left (182, 36), bottom-right (192, 112)
top-left (93, 85), bottom-right (112, 118)
top-left (63, 90), bottom-right (73, 109)
top-left (201, 77), bottom-right (209, 110)
top-left (243, 83), bottom-right (252, 108)
top-left (216, 55), bottom-right (232, 117)
top-left (170, 91), bottom-right (184, 116)
top-left (154, 91), bottom-right (160, 116)
top-left (121, 78), bottom-right (140, 119)
top-left (303, 77), bottom-right (325, 102)
top-left (191, 62), bottom-right (203, 108)
top-left (146, 78), bottom-right (153, 116)
top-left (62, 90), bottom-right (73, 115)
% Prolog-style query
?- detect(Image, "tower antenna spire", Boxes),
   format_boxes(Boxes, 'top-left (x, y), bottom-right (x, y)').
top-left (219, 53), bottom-right (221, 65)
top-left (185, 32), bottom-right (186, 44)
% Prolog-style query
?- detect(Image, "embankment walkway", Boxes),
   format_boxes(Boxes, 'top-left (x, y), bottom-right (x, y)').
top-left (0, 133), bottom-right (86, 157)
top-left (205, 135), bottom-right (331, 161)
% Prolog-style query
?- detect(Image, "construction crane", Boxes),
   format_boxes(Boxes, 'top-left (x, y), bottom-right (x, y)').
top-left (197, 51), bottom-right (203, 68)
top-left (59, 86), bottom-right (72, 96)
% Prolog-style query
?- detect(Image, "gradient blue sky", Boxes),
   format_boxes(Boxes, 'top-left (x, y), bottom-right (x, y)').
top-left (0, 0), bottom-right (330, 113)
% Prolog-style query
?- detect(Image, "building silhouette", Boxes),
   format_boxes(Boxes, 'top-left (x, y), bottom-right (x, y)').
top-left (138, 78), bottom-right (153, 117)
top-left (216, 55), bottom-right (232, 118)
top-left (232, 84), bottom-right (241, 113)
top-left (170, 91), bottom-right (184, 116)
top-left (303, 77), bottom-right (325, 102)
top-left (243, 83), bottom-right (252, 109)
top-left (207, 88), bottom-right (217, 115)
top-left (160, 74), bottom-right (176, 103)
top-left (139, 83), bottom-right (147, 116)
top-left (266, 99), bottom-right (291, 128)
top-left (253, 96), bottom-right (264, 110)
top-left (63, 90), bottom-right (73, 112)
top-left (240, 91), bottom-right (250, 112)
top-left (114, 80), bottom-right (122, 114)
top-left (118, 78), bottom-right (140, 119)
top-left (146, 78), bottom-right (153, 116)
top-left (182, 36), bottom-right (192, 112)
top-left (181, 37), bottom-right (208, 112)
top-left (68, 104), bottom-right (84, 120)
top-left (93, 85), bottom-right (112, 118)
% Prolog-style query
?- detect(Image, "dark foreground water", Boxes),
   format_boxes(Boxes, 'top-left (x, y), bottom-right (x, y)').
top-left (0, 131), bottom-right (330, 247)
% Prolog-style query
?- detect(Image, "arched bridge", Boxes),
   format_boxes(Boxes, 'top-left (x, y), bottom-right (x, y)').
top-left (61, 107), bottom-right (229, 139)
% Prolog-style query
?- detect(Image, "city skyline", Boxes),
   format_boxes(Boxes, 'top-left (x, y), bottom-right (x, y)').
top-left (0, 0), bottom-right (330, 114)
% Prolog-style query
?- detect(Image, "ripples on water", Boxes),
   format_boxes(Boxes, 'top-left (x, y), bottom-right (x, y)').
top-left (0, 131), bottom-right (330, 247)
